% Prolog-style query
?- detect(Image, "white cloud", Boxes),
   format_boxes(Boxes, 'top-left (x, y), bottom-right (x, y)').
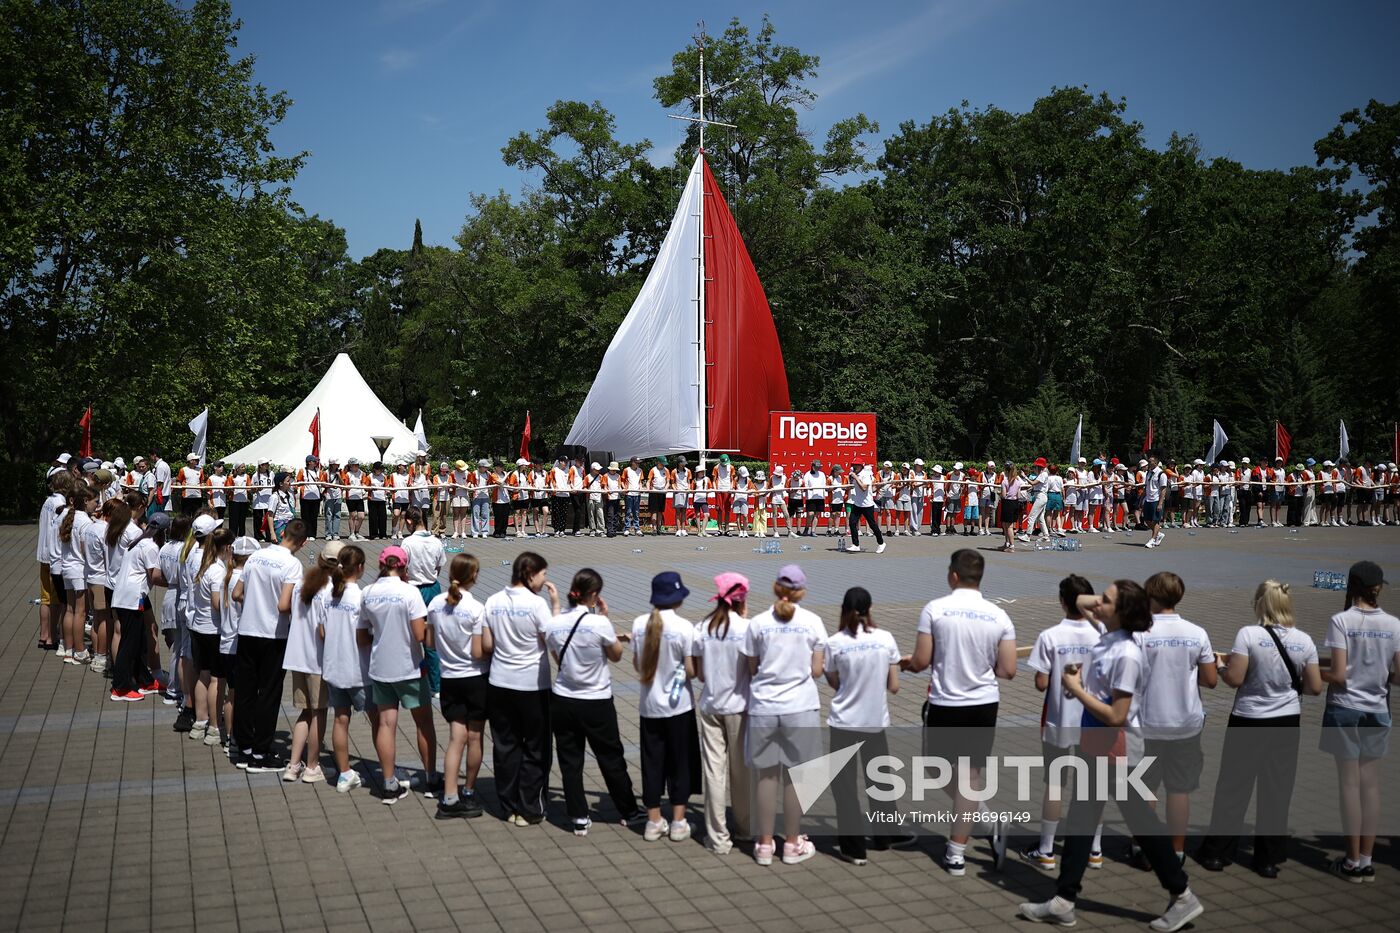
top-left (379, 48), bottom-right (420, 70)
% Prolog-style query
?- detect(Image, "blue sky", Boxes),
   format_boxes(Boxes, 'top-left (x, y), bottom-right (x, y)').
top-left (232, 0), bottom-right (1400, 258)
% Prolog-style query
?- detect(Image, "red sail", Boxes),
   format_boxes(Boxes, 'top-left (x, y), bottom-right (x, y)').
top-left (701, 159), bottom-right (791, 459)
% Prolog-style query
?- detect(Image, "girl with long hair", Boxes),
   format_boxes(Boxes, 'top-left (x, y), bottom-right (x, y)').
top-left (81, 499), bottom-right (114, 673)
top-left (283, 544), bottom-right (345, 784)
top-left (317, 545), bottom-right (378, 793)
top-left (430, 553), bottom-right (489, 819)
top-left (108, 512), bottom-right (170, 700)
top-left (633, 571), bottom-right (698, 842)
top-left (188, 528), bottom-right (234, 742)
top-left (57, 486), bottom-right (97, 662)
top-left (687, 572), bottom-right (753, 854)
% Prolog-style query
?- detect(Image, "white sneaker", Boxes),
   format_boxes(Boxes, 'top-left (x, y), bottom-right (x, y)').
top-left (669, 820), bottom-right (691, 842)
top-left (1149, 889), bottom-right (1203, 932)
top-left (1018, 896), bottom-right (1077, 926)
top-left (876, 542), bottom-right (887, 554)
top-left (90, 654), bottom-right (107, 674)
top-left (781, 835), bottom-right (815, 864)
top-left (643, 819), bottom-right (668, 842)
top-left (844, 544), bottom-right (861, 553)
top-left (1144, 538), bottom-right (1157, 548)
top-left (336, 771), bottom-right (362, 793)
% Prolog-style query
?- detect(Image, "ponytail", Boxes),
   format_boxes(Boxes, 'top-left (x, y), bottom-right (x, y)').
top-left (301, 550), bottom-right (344, 605)
top-left (838, 586), bottom-right (874, 637)
top-left (773, 582), bottom-right (805, 622)
top-left (446, 553), bottom-right (480, 606)
top-left (337, 545), bottom-right (366, 588)
top-left (639, 607), bottom-right (665, 685)
top-left (705, 596), bottom-right (745, 639)
top-left (59, 488), bottom-right (94, 544)
top-left (105, 498), bottom-right (133, 548)
top-left (567, 568), bottom-right (603, 609)
top-left (197, 528), bottom-right (234, 584)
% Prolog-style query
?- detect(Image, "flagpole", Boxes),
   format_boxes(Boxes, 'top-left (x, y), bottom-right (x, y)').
top-left (1275, 420), bottom-right (1279, 462)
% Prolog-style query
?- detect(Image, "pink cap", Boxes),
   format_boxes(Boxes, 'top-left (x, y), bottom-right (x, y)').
top-left (378, 545), bottom-right (408, 567)
top-left (711, 571), bottom-right (749, 603)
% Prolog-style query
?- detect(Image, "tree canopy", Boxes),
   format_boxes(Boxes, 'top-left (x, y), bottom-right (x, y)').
top-left (2, 6), bottom-right (1395, 517)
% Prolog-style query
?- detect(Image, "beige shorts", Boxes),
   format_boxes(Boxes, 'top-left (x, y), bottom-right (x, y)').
top-left (291, 671), bottom-right (330, 710)
top-left (88, 584), bottom-right (110, 610)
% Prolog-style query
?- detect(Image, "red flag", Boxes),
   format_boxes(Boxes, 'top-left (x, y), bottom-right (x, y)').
top-left (308, 408), bottom-right (321, 459)
top-left (519, 410), bottom-right (532, 462)
top-left (1141, 417), bottom-right (1153, 453)
top-left (78, 404), bottom-right (93, 458)
top-left (1275, 420), bottom-right (1292, 465)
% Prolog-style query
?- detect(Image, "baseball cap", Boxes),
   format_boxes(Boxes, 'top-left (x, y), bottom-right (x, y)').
top-left (953, 462), bottom-right (964, 471)
top-left (1034, 457), bottom-right (1048, 468)
top-left (882, 460), bottom-right (892, 468)
top-left (320, 540), bottom-right (345, 562)
top-left (517, 458), bottom-right (529, 467)
top-left (719, 454), bottom-right (730, 463)
top-left (187, 453), bottom-right (199, 461)
top-left (378, 545), bottom-right (408, 567)
top-left (739, 466), bottom-right (749, 476)
top-left (933, 465), bottom-right (944, 474)
top-left (1241, 457), bottom-right (1251, 464)
top-left (1138, 459), bottom-right (1148, 467)
top-left (712, 572), bottom-right (749, 604)
top-left (1349, 561), bottom-right (1385, 590)
top-left (986, 460), bottom-right (995, 468)
top-left (305, 455), bottom-right (317, 463)
top-left (56, 453), bottom-right (71, 464)
top-left (590, 462), bottom-right (601, 470)
top-left (776, 564), bottom-right (807, 589)
top-left (346, 457), bottom-right (358, 466)
top-left (914, 458), bottom-right (925, 466)
top-left (232, 536), bottom-right (260, 555)
top-left (147, 512), bottom-right (172, 530)
top-left (192, 515), bottom-right (221, 536)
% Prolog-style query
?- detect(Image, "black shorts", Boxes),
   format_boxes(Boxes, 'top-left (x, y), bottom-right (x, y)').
top-left (190, 631), bottom-right (222, 674)
top-left (999, 500), bottom-right (1023, 524)
top-left (787, 499), bottom-right (804, 517)
top-left (439, 675), bottom-right (488, 724)
top-left (216, 651), bottom-right (236, 681)
top-left (513, 499), bottom-right (530, 512)
top-left (1142, 733), bottom-right (1204, 793)
top-left (345, 499), bottom-right (365, 513)
top-left (647, 492), bottom-right (666, 513)
top-left (806, 498), bottom-right (826, 514)
top-left (922, 701), bottom-right (999, 764)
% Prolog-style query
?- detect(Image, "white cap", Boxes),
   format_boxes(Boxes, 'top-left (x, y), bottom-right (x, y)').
top-left (902, 462), bottom-right (910, 469)
top-left (1241, 457), bottom-right (1250, 464)
top-left (416, 449), bottom-right (428, 457)
top-left (1138, 459), bottom-right (1148, 467)
top-left (478, 458), bottom-right (490, 468)
top-left (953, 462), bottom-right (964, 471)
top-left (440, 461), bottom-right (449, 468)
top-left (134, 456), bottom-right (147, 465)
top-left (590, 462), bottom-right (601, 470)
top-left (192, 515), bottom-right (221, 536)
top-left (232, 536), bottom-right (260, 556)
top-left (1077, 456), bottom-right (1087, 463)
top-left (187, 452), bottom-right (200, 461)
top-left (756, 470), bottom-right (766, 478)
top-left (516, 458), bottom-right (529, 467)
top-left (56, 452), bottom-right (71, 464)
top-left (882, 460), bottom-right (892, 468)
top-left (933, 465), bottom-right (944, 473)
top-left (986, 460), bottom-right (996, 468)
top-left (773, 464), bottom-right (785, 472)
top-left (1116, 463), bottom-right (1128, 471)
top-left (914, 458), bottom-right (925, 466)
top-left (1193, 459), bottom-right (1204, 466)
top-left (113, 457), bottom-right (126, 469)
top-left (1228, 460), bottom-right (1237, 468)
top-left (1323, 460), bottom-right (1334, 466)
top-left (739, 466), bottom-right (749, 476)
top-left (101, 460), bottom-right (114, 470)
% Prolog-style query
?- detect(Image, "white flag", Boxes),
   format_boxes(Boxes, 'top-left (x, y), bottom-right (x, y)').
top-left (188, 407), bottom-right (209, 467)
top-left (1205, 419), bottom-right (1229, 465)
top-left (1339, 420), bottom-right (1350, 461)
top-left (413, 409), bottom-right (429, 453)
top-left (1068, 413), bottom-right (1082, 467)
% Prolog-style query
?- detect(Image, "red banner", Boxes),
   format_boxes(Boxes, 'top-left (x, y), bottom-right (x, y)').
top-left (1276, 420), bottom-right (1292, 465)
top-left (308, 408), bottom-right (321, 459)
top-left (767, 412), bottom-right (878, 478)
top-left (78, 405), bottom-right (92, 458)
top-left (520, 410), bottom-right (532, 462)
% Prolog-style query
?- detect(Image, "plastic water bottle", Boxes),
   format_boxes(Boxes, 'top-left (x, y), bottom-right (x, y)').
top-left (631, 548), bottom-right (643, 555)
top-left (837, 533), bottom-right (848, 550)
top-left (500, 559), bottom-right (510, 566)
top-left (695, 546), bottom-right (708, 552)
top-left (800, 544), bottom-right (812, 552)
top-left (667, 668), bottom-right (687, 707)
top-left (29, 598), bottom-right (41, 605)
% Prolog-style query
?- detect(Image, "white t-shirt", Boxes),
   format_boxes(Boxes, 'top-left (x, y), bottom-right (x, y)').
top-left (742, 605), bottom-right (827, 716)
top-left (427, 590), bottom-right (486, 679)
top-left (36, 493), bottom-right (61, 562)
top-left (111, 538), bottom-right (160, 611)
top-left (189, 559), bottom-right (226, 636)
top-left (850, 467), bottom-right (876, 508)
top-left (59, 510), bottom-right (92, 579)
top-left (1029, 618), bottom-right (1105, 747)
top-left (546, 608), bottom-right (618, 700)
top-left (402, 530), bottom-right (444, 586)
top-left (1230, 624), bottom-right (1318, 718)
top-left (180, 543), bottom-right (204, 629)
top-left (1134, 614), bottom-right (1214, 738)
top-left (826, 627), bottom-right (900, 730)
top-left (251, 472), bottom-right (273, 509)
top-left (236, 544), bottom-right (303, 640)
top-left (1145, 467), bottom-right (1168, 503)
top-left (690, 614), bottom-right (752, 716)
top-left (283, 581), bottom-right (328, 675)
top-left (482, 586), bottom-right (551, 691)
top-left (208, 473), bottom-right (228, 507)
top-left (917, 588), bottom-right (1016, 706)
top-left (632, 609), bottom-right (695, 718)
top-left (1325, 606), bottom-right (1400, 714)
top-left (1083, 629), bottom-right (1144, 714)
top-left (157, 541), bottom-right (183, 627)
top-left (220, 567), bottom-right (243, 655)
top-left (360, 576), bottom-right (428, 684)
top-left (320, 582), bottom-right (369, 689)
top-left (81, 519), bottom-right (108, 585)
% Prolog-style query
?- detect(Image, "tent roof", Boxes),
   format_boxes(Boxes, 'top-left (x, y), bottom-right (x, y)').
top-left (219, 354), bottom-right (421, 467)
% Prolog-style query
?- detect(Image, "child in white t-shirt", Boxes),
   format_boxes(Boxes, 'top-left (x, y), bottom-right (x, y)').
top-left (633, 572), bottom-right (697, 843)
top-left (429, 553), bottom-right (488, 818)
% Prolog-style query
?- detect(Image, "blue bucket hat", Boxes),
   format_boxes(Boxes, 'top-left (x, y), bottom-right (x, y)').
top-left (649, 571), bottom-right (690, 607)
top-left (1305, 458), bottom-right (1316, 466)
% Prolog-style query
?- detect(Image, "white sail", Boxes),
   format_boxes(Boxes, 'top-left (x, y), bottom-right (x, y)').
top-left (565, 155), bottom-right (703, 457)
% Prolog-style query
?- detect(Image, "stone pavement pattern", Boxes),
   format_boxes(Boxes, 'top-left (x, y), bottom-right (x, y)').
top-left (0, 522), bottom-right (1396, 932)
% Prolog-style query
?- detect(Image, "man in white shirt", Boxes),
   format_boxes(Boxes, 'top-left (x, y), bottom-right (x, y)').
top-left (844, 461), bottom-right (886, 553)
top-left (802, 460), bottom-right (827, 537)
top-left (1136, 572), bottom-right (1216, 863)
top-left (1143, 452), bottom-right (1169, 548)
top-left (231, 518), bottom-right (307, 771)
top-left (151, 449), bottom-right (173, 512)
top-left (902, 549), bottom-right (1017, 875)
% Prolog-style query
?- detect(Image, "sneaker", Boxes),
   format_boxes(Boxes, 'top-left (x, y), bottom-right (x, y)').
top-left (941, 853), bottom-right (966, 877)
top-left (71, 649), bottom-right (91, 664)
top-left (172, 707), bottom-right (195, 732)
top-left (282, 761), bottom-right (305, 782)
top-left (56, 646), bottom-right (70, 660)
top-left (619, 810), bottom-right (649, 828)
top-left (989, 827), bottom-right (1007, 870)
top-left (420, 773), bottom-right (444, 798)
top-left (435, 798), bottom-right (473, 820)
top-left (373, 781), bottom-right (410, 804)
top-left (1018, 896), bottom-right (1077, 927)
top-left (203, 729), bottom-right (222, 747)
top-left (844, 544), bottom-right (861, 553)
top-left (246, 757), bottom-right (287, 774)
top-left (1020, 846), bottom-right (1057, 870)
top-left (643, 819), bottom-right (668, 842)
top-left (90, 655), bottom-right (107, 674)
top-left (235, 750), bottom-right (252, 769)
top-left (1087, 849), bottom-right (1104, 870)
top-left (754, 841), bottom-right (776, 866)
top-left (1148, 889), bottom-right (1203, 932)
top-left (109, 689), bottom-right (143, 702)
top-left (301, 766), bottom-right (326, 783)
top-left (572, 818), bottom-right (592, 837)
top-left (336, 771), bottom-right (362, 793)
top-left (1329, 857), bottom-right (1367, 884)
top-left (876, 542), bottom-right (887, 554)
top-left (137, 682), bottom-right (161, 695)
top-left (162, 691), bottom-right (180, 705)
top-left (669, 820), bottom-right (691, 842)
top-left (188, 722), bottom-right (208, 741)
top-left (781, 835), bottom-right (815, 864)
top-left (1361, 864), bottom-right (1376, 883)
top-left (839, 851), bottom-right (868, 866)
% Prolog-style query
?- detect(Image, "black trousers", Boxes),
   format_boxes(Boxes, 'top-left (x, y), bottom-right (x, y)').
top-left (639, 709), bottom-right (700, 810)
top-left (550, 497), bottom-right (569, 534)
top-left (180, 496), bottom-right (202, 516)
top-left (491, 502), bottom-right (511, 537)
top-left (551, 694), bottom-right (638, 820)
top-left (252, 507), bottom-right (269, 541)
top-left (367, 500), bottom-right (387, 538)
top-left (299, 498), bottom-right (320, 535)
top-left (1238, 492), bottom-right (1255, 526)
top-left (488, 685), bottom-right (551, 820)
top-left (1286, 497), bottom-right (1303, 527)
top-left (603, 499), bottom-right (620, 536)
top-left (111, 607), bottom-right (153, 694)
top-left (232, 635), bottom-right (287, 758)
top-left (228, 500), bottom-right (249, 537)
top-left (1196, 713), bottom-right (1300, 868)
top-left (832, 727), bottom-right (895, 859)
top-left (848, 505), bottom-right (885, 547)
top-left (1057, 752), bottom-right (1189, 902)
top-left (570, 493), bottom-right (586, 533)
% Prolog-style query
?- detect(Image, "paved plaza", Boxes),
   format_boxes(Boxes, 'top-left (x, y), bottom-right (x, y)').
top-left (0, 521), bottom-right (1396, 932)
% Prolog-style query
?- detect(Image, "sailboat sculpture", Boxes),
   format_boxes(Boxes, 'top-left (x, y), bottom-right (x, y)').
top-left (565, 150), bottom-right (791, 462)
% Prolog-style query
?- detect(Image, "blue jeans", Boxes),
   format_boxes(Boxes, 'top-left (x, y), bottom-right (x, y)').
top-left (324, 499), bottom-right (342, 537)
top-left (471, 500), bottom-right (490, 535)
top-left (625, 496), bottom-right (641, 531)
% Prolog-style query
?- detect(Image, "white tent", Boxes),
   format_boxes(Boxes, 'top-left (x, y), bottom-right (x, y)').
top-left (219, 353), bottom-right (422, 467)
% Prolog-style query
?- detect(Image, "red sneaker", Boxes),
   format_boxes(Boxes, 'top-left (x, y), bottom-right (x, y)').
top-left (137, 682), bottom-right (162, 695)
top-left (110, 690), bottom-right (144, 702)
